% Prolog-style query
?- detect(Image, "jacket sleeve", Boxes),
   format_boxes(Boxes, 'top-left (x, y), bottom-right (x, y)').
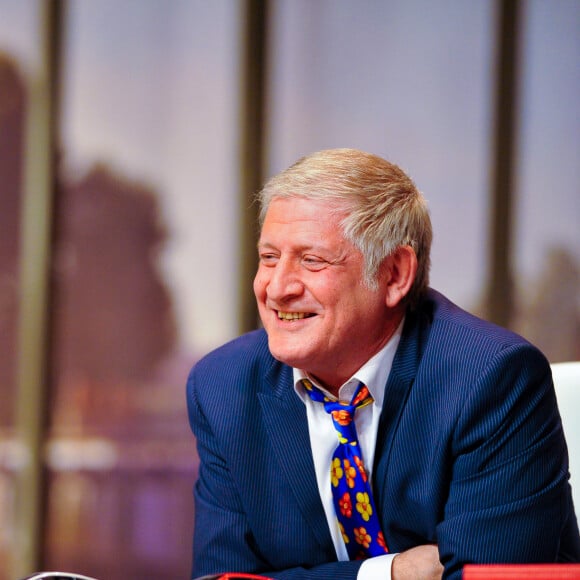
top-left (437, 343), bottom-right (580, 578)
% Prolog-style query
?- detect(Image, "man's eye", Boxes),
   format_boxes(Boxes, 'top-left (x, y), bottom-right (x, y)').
top-left (259, 253), bottom-right (278, 265)
top-left (302, 256), bottom-right (327, 270)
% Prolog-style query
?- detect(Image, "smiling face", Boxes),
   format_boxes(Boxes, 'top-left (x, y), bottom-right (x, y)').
top-left (253, 197), bottom-right (402, 393)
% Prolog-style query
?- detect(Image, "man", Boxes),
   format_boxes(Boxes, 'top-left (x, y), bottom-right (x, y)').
top-left (187, 149), bottom-right (579, 579)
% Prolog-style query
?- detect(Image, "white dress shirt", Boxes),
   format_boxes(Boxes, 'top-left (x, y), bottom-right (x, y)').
top-left (293, 320), bottom-right (404, 580)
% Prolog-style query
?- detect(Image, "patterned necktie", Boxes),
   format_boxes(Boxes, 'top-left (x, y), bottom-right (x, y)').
top-left (302, 378), bottom-right (389, 560)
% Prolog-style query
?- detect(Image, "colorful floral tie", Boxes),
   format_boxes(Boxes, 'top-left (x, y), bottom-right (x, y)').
top-left (302, 378), bottom-right (389, 560)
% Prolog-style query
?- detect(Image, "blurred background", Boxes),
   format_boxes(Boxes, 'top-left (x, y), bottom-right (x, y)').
top-left (0, 0), bottom-right (578, 578)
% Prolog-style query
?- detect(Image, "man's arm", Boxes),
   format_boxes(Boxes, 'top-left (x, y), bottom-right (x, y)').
top-left (193, 397), bottom-right (444, 580)
top-left (436, 344), bottom-right (579, 577)
top-left (196, 456), bottom-right (441, 580)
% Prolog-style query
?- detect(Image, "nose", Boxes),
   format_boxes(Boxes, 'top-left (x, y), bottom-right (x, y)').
top-left (264, 257), bottom-right (304, 303)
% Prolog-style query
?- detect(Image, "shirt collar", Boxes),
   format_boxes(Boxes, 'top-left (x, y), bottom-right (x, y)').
top-left (293, 317), bottom-right (404, 409)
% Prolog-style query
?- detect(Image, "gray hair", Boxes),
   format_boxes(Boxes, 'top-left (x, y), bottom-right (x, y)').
top-left (257, 148), bottom-right (432, 306)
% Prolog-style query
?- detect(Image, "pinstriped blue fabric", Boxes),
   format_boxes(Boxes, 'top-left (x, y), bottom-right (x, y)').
top-left (187, 289), bottom-right (580, 580)
top-left (190, 335), bottom-right (363, 579)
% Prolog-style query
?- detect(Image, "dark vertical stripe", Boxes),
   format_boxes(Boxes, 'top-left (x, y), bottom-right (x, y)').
top-left (485, 0), bottom-right (522, 327)
top-left (238, 0), bottom-right (269, 333)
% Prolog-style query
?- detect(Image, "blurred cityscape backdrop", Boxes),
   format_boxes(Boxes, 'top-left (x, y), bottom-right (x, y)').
top-left (0, 1), bottom-right (578, 579)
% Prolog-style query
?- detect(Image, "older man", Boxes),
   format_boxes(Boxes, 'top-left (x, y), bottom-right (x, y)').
top-left (187, 149), bottom-right (579, 579)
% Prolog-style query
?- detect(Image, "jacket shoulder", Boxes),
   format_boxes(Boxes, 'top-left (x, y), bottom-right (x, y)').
top-left (423, 288), bottom-right (536, 352)
top-left (189, 328), bottom-right (273, 383)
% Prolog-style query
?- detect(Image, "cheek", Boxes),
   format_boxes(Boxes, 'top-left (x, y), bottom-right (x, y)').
top-left (253, 271), bottom-right (267, 299)
top-left (336, 290), bottom-right (381, 321)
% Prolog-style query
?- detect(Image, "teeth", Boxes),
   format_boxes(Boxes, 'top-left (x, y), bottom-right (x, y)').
top-left (278, 311), bottom-right (309, 320)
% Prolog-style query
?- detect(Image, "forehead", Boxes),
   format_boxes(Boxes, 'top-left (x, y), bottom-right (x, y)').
top-left (259, 198), bottom-right (347, 243)
top-left (262, 197), bottom-right (347, 228)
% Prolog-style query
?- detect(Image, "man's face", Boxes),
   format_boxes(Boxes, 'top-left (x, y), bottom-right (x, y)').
top-left (254, 197), bottom-right (397, 392)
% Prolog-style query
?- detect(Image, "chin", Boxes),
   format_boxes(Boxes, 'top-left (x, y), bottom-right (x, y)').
top-left (267, 339), bottom-right (309, 368)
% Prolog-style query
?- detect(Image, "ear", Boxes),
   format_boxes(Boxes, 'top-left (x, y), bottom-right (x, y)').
top-left (382, 245), bottom-right (418, 308)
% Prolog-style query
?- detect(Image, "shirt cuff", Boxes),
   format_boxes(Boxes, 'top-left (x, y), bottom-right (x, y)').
top-left (357, 553), bottom-right (397, 580)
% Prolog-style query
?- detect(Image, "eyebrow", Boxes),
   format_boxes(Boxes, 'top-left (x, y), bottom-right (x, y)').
top-left (257, 240), bottom-right (331, 253)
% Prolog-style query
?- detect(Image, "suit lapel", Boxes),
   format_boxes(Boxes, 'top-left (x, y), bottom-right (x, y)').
top-left (374, 306), bottom-right (427, 514)
top-left (258, 363), bottom-right (333, 551)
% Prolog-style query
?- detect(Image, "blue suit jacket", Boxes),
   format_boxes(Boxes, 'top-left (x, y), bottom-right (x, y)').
top-left (187, 289), bottom-right (580, 579)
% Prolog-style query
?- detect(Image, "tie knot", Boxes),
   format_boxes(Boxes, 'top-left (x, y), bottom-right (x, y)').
top-left (301, 379), bottom-right (373, 416)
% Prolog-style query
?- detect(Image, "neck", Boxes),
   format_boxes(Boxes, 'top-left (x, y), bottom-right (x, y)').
top-left (306, 311), bottom-right (405, 398)
top-left (308, 373), bottom-right (342, 398)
